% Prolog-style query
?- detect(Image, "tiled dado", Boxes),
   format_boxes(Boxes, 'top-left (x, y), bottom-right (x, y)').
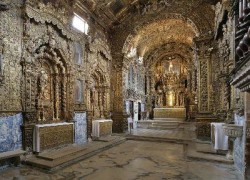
top-left (0, 113), bottom-right (23, 153)
top-left (74, 112), bottom-right (87, 145)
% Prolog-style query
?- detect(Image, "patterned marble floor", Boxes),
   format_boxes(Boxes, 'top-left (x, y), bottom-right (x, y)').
top-left (0, 141), bottom-right (242, 180)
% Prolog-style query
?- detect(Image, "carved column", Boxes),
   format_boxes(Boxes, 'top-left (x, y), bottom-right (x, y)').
top-left (103, 86), bottom-right (110, 118)
top-left (195, 36), bottom-right (213, 113)
top-left (191, 66), bottom-right (197, 93)
top-left (86, 82), bottom-right (93, 138)
top-left (54, 72), bottom-right (59, 120)
top-left (111, 57), bottom-right (128, 133)
top-left (61, 74), bottom-right (66, 119)
top-left (194, 36), bottom-right (218, 140)
top-left (98, 87), bottom-right (104, 118)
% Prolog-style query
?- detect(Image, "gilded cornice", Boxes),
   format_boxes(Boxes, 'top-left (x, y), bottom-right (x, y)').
top-left (89, 38), bottom-right (112, 61)
top-left (25, 4), bottom-right (86, 42)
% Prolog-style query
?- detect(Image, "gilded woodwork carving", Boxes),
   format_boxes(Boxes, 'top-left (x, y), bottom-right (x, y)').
top-left (22, 30), bottom-right (71, 123)
top-left (1, 0), bottom-right (243, 149)
top-left (0, 0), bottom-right (23, 114)
top-left (108, 0), bottom-right (215, 131)
top-left (25, 4), bottom-right (84, 42)
top-left (154, 108), bottom-right (186, 119)
top-left (194, 35), bottom-right (214, 112)
top-left (196, 116), bottom-right (219, 140)
top-left (39, 124), bottom-right (74, 151)
top-left (21, 2), bottom-right (112, 142)
top-left (99, 121), bottom-right (112, 137)
top-left (21, 125), bottom-right (34, 151)
top-left (86, 39), bottom-right (111, 120)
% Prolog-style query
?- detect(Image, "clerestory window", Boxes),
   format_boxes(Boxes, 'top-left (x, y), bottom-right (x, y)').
top-left (72, 13), bottom-right (89, 35)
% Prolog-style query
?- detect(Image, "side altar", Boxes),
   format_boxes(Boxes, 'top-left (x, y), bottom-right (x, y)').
top-left (154, 107), bottom-right (186, 119)
top-left (33, 122), bottom-right (74, 153)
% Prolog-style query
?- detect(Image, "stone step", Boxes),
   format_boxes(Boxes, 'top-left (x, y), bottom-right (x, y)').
top-left (138, 120), bottom-right (181, 130)
top-left (0, 150), bottom-right (26, 160)
top-left (126, 135), bottom-right (186, 144)
top-left (154, 118), bottom-right (185, 121)
top-left (195, 141), bottom-right (227, 156)
top-left (24, 136), bottom-right (126, 172)
top-left (187, 150), bottom-right (233, 164)
top-left (37, 146), bottom-right (87, 161)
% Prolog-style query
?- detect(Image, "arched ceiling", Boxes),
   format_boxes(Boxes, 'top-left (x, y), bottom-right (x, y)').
top-left (78, 0), bottom-right (216, 69)
top-left (144, 42), bottom-right (193, 68)
top-left (80, 0), bottom-right (219, 31)
top-left (125, 18), bottom-right (197, 57)
top-left (81, 0), bottom-right (218, 30)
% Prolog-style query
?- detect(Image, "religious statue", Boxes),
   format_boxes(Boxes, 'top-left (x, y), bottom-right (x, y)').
top-left (38, 70), bottom-right (49, 101)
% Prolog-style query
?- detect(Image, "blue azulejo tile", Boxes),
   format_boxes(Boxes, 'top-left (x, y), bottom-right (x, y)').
top-left (0, 113), bottom-right (23, 152)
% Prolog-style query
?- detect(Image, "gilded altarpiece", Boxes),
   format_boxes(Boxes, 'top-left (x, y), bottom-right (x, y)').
top-left (194, 35), bottom-right (220, 140)
top-left (21, 2), bottom-right (87, 151)
top-left (85, 38), bottom-right (112, 137)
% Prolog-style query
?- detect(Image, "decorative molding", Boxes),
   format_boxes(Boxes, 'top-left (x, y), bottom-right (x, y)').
top-left (25, 4), bottom-right (86, 41)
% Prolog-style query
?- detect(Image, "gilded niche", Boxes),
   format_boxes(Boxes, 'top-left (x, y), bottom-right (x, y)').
top-left (24, 37), bottom-right (69, 123)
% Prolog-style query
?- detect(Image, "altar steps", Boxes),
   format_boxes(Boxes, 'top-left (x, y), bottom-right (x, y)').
top-left (137, 120), bottom-right (184, 130)
top-left (24, 136), bottom-right (126, 172)
top-left (154, 118), bottom-right (185, 121)
top-left (186, 141), bottom-right (232, 164)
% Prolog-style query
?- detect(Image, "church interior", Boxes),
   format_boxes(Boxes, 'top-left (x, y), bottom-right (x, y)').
top-left (0, 0), bottom-right (250, 179)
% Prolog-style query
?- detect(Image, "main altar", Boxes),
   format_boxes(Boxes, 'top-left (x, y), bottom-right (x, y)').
top-left (154, 107), bottom-right (186, 119)
top-left (152, 57), bottom-right (188, 120)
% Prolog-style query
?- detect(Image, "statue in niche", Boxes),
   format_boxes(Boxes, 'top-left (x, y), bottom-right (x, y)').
top-left (89, 79), bottom-right (100, 118)
top-left (38, 70), bottom-right (49, 102)
top-left (178, 92), bottom-right (184, 106)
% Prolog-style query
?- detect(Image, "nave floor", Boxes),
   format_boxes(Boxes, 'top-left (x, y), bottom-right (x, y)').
top-left (0, 140), bottom-right (242, 180)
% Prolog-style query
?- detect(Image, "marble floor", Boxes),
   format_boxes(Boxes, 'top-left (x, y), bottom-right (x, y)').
top-left (0, 140), bottom-right (242, 180)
